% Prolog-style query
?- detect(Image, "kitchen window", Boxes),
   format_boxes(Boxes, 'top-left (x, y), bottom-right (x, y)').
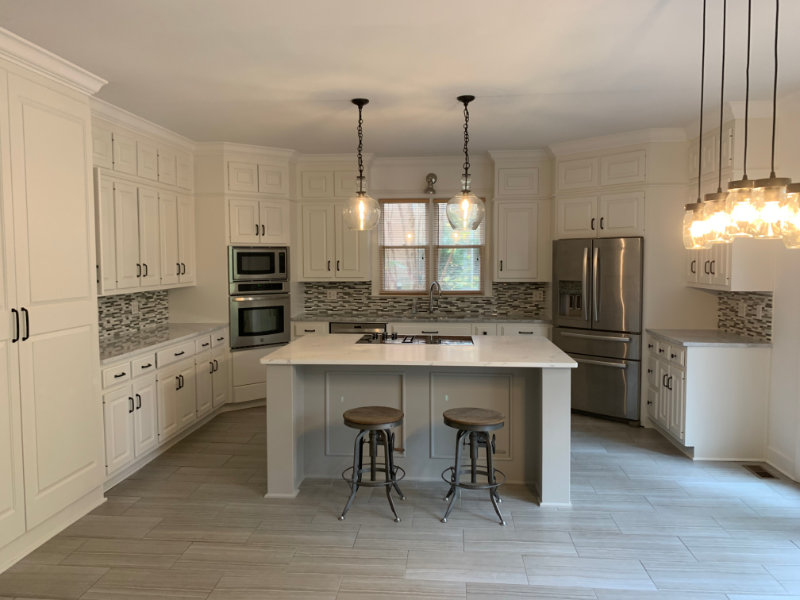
top-left (378, 198), bottom-right (485, 294)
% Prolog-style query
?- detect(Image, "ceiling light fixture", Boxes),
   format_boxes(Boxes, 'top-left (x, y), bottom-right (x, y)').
top-left (682, 0), bottom-right (711, 250)
top-left (446, 95), bottom-right (485, 231)
top-left (343, 98), bottom-right (380, 231)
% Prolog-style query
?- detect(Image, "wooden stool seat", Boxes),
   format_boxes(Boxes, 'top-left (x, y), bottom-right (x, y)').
top-left (344, 406), bottom-right (404, 429)
top-left (443, 407), bottom-right (504, 430)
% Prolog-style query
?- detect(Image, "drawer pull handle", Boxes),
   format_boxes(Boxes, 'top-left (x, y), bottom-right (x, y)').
top-left (114, 372), bottom-right (127, 378)
top-left (136, 393), bottom-right (142, 410)
top-left (518, 331), bottom-right (534, 335)
top-left (304, 329), bottom-right (316, 333)
top-left (141, 363), bottom-right (152, 369)
top-left (174, 351), bottom-right (185, 357)
top-left (216, 337), bottom-right (225, 342)
top-left (128, 397), bottom-right (134, 413)
top-left (421, 330), bottom-right (438, 334)
top-left (201, 342), bottom-right (209, 347)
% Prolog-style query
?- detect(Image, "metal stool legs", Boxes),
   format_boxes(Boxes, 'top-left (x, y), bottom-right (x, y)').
top-left (442, 429), bottom-right (467, 521)
top-left (340, 429), bottom-right (367, 521)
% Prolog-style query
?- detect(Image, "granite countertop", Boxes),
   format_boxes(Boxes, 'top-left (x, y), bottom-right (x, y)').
top-left (647, 329), bottom-right (771, 348)
top-left (261, 334), bottom-right (575, 369)
top-left (100, 322), bottom-right (227, 365)
top-left (292, 312), bottom-right (551, 324)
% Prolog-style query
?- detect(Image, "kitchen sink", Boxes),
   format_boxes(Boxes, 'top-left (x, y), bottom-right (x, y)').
top-left (356, 334), bottom-right (473, 346)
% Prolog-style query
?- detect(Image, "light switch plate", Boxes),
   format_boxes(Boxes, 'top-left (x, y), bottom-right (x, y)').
top-left (130, 299), bottom-right (139, 315)
top-left (532, 289), bottom-right (545, 302)
top-left (326, 290), bottom-right (338, 300)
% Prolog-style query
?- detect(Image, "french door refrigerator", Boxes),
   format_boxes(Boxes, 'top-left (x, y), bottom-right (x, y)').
top-left (552, 237), bottom-right (643, 421)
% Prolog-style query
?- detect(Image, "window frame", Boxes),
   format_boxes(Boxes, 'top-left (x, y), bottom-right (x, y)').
top-left (377, 197), bottom-right (486, 296)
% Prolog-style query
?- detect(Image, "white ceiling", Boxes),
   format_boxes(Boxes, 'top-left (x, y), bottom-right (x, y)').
top-left (1, 0), bottom-right (799, 155)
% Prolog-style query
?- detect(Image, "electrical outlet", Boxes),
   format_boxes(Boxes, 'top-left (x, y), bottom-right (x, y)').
top-left (756, 303), bottom-right (764, 319)
top-left (326, 290), bottom-right (338, 300)
top-left (532, 289), bottom-right (545, 302)
top-left (130, 299), bottom-right (139, 315)
top-left (738, 300), bottom-right (746, 318)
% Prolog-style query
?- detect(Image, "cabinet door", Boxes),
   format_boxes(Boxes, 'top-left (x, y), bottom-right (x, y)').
top-left (158, 192), bottom-right (179, 285)
top-left (137, 140), bottom-right (158, 181)
top-left (92, 123), bottom-right (113, 169)
top-left (176, 150), bottom-right (193, 190)
top-left (656, 361), bottom-right (670, 428)
top-left (496, 201), bottom-right (539, 280)
top-left (708, 244), bottom-right (729, 287)
top-left (646, 385), bottom-right (658, 422)
top-left (157, 372), bottom-right (179, 441)
top-left (177, 365), bottom-right (197, 430)
top-left (9, 73), bottom-right (103, 528)
top-left (334, 204), bottom-right (369, 279)
top-left (0, 79), bottom-right (25, 546)
top-left (157, 148), bottom-right (177, 186)
top-left (300, 171), bottom-right (334, 198)
top-left (103, 387), bottom-right (134, 475)
top-left (229, 198), bottom-right (260, 244)
top-left (133, 375), bottom-right (158, 457)
top-left (555, 196), bottom-right (597, 239)
top-left (228, 162), bottom-right (258, 192)
top-left (212, 351), bottom-right (229, 408)
top-left (667, 367), bottom-right (685, 443)
top-left (178, 195), bottom-right (196, 284)
top-left (302, 204), bottom-right (335, 279)
top-left (195, 354), bottom-right (213, 418)
top-left (260, 200), bottom-right (290, 245)
top-left (112, 132), bottom-right (137, 175)
top-left (598, 191), bottom-right (644, 236)
top-left (137, 186), bottom-right (161, 286)
top-left (95, 173), bottom-right (117, 293)
top-left (113, 180), bottom-right (140, 289)
top-left (686, 250), bottom-right (700, 284)
top-left (258, 163), bottom-right (289, 196)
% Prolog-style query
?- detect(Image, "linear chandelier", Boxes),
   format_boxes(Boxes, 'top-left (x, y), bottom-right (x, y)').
top-left (683, 0), bottom-right (798, 250)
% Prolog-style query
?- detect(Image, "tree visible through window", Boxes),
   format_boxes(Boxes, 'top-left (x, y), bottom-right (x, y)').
top-left (379, 199), bottom-right (485, 294)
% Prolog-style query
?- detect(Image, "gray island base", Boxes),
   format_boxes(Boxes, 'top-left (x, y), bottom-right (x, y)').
top-left (260, 334), bottom-right (577, 506)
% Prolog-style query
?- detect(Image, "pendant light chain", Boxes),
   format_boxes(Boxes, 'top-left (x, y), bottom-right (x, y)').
top-left (770, 0), bottom-right (780, 178)
top-left (716, 0), bottom-right (727, 194)
top-left (743, 0), bottom-right (751, 180)
top-left (462, 101), bottom-right (471, 186)
top-left (697, 0), bottom-right (707, 203)
top-left (356, 103), bottom-right (365, 194)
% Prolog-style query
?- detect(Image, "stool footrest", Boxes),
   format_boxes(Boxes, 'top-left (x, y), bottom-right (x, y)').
top-left (440, 466), bottom-right (506, 491)
top-left (342, 464), bottom-right (406, 488)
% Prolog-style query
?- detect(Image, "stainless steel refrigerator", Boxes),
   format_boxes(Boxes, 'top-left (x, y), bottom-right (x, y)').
top-left (552, 237), bottom-right (643, 421)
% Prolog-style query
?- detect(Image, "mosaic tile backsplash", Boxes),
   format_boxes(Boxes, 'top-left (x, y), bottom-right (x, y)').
top-left (302, 282), bottom-right (549, 318)
top-left (98, 291), bottom-right (169, 340)
top-left (716, 291), bottom-right (773, 342)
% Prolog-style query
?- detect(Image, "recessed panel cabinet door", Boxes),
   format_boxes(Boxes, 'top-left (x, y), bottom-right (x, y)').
top-left (112, 132), bottom-right (137, 175)
top-left (334, 204), bottom-right (368, 279)
top-left (555, 196), bottom-right (597, 239)
top-left (103, 386), bottom-right (134, 475)
top-left (212, 351), bottom-right (229, 408)
top-left (195, 355), bottom-right (213, 418)
top-left (113, 181), bottom-right (140, 289)
top-left (137, 186), bottom-right (161, 286)
top-left (158, 192), bottom-right (179, 285)
top-left (178, 195), bottom-right (196, 284)
top-left (8, 73), bottom-right (103, 528)
top-left (302, 204), bottom-right (334, 279)
top-left (496, 201), bottom-right (539, 281)
top-left (157, 373), bottom-right (179, 441)
top-left (137, 140), bottom-right (158, 181)
top-left (133, 376), bottom-right (158, 457)
top-left (95, 173), bottom-right (117, 293)
top-left (177, 365), bottom-right (197, 430)
top-left (260, 200), bottom-right (290, 245)
top-left (229, 198), bottom-right (260, 244)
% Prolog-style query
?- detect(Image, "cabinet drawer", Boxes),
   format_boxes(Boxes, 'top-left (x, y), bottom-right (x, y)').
top-left (499, 323), bottom-right (550, 337)
top-left (211, 329), bottom-right (228, 348)
top-left (655, 340), bottom-right (668, 358)
top-left (102, 362), bottom-right (131, 388)
top-left (667, 345), bottom-right (685, 367)
top-left (195, 335), bottom-right (212, 354)
top-left (293, 321), bottom-right (329, 337)
top-left (390, 322), bottom-right (472, 336)
top-left (131, 354), bottom-right (156, 378)
top-left (646, 355), bottom-right (658, 387)
top-left (157, 340), bottom-right (196, 368)
top-left (472, 323), bottom-right (497, 336)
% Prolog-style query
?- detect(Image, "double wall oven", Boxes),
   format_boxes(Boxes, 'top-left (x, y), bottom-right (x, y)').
top-left (229, 246), bottom-right (290, 349)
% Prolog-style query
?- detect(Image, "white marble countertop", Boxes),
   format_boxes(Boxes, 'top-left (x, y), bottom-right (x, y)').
top-left (260, 334), bottom-right (576, 368)
top-left (292, 312), bottom-right (551, 324)
top-left (100, 322), bottom-right (227, 365)
top-left (647, 329), bottom-right (771, 348)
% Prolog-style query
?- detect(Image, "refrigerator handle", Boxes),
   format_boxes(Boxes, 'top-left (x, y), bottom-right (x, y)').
top-left (592, 246), bottom-right (600, 321)
top-left (581, 247), bottom-right (589, 322)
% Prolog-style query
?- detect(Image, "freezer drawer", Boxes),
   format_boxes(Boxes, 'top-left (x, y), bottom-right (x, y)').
top-left (568, 353), bottom-right (640, 421)
top-left (553, 327), bottom-right (640, 360)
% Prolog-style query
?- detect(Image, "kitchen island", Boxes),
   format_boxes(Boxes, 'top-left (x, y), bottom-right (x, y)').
top-left (260, 334), bottom-right (576, 505)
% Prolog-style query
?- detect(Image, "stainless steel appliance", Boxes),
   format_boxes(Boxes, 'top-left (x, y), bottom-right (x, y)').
top-left (552, 237), bottom-right (643, 421)
top-left (229, 246), bottom-right (290, 349)
top-left (329, 322), bottom-right (387, 335)
top-left (229, 246), bottom-right (288, 283)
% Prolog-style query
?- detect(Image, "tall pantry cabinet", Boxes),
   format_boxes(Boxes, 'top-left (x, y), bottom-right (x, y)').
top-left (0, 32), bottom-right (107, 571)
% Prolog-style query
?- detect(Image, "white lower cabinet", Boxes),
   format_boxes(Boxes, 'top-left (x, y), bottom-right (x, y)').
top-left (388, 322), bottom-right (472, 336)
top-left (211, 349), bottom-right (229, 409)
top-left (195, 351), bottom-right (214, 418)
top-left (157, 358), bottom-right (197, 440)
top-left (102, 374), bottom-right (158, 476)
top-left (498, 323), bottom-right (551, 338)
top-left (646, 331), bottom-right (771, 460)
top-left (292, 320), bottom-right (329, 338)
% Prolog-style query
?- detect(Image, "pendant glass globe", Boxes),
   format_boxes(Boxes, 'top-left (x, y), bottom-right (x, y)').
top-left (701, 191), bottom-right (731, 244)
top-left (752, 177), bottom-right (791, 239)
top-left (682, 203), bottom-right (711, 249)
top-left (343, 191), bottom-right (381, 231)
top-left (724, 179), bottom-right (757, 238)
top-left (781, 183), bottom-right (800, 249)
top-left (446, 181), bottom-right (485, 231)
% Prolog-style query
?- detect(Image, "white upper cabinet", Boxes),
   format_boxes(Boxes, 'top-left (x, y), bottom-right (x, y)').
top-left (555, 196), bottom-right (598, 238)
top-left (112, 132), bottom-right (137, 175)
top-left (557, 158), bottom-right (598, 191)
top-left (301, 171), bottom-right (334, 198)
top-left (333, 171), bottom-right (358, 198)
top-left (92, 123), bottom-right (113, 169)
top-left (158, 192), bottom-right (179, 286)
top-left (228, 161), bottom-right (258, 192)
top-left (599, 150), bottom-right (646, 186)
top-left (228, 198), bottom-right (290, 245)
top-left (686, 238), bottom-right (779, 291)
top-left (555, 192), bottom-right (644, 239)
top-left (226, 160), bottom-right (289, 196)
top-left (259, 200), bottom-right (290, 245)
top-left (176, 150), bottom-right (193, 190)
top-left (495, 201), bottom-right (542, 281)
top-left (177, 195), bottom-right (196, 284)
top-left (95, 173), bottom-right (117, 292)
top-left (258, 163), bottom-right (289, 196)
top-left (300, 202), bottom-right (368, 280)
top-left (496, 167), bottom-right (539, 196)
top-left (333, 203), bottom-right (368, 278)
top-left (137, 140), bottom-right (158, 181)
top-left (157, 147), bottom-right (177, 186)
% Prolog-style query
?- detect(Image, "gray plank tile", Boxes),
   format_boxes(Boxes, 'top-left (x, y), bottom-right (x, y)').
top-left (406, 550), bottom-right (528, 585)
top-left (214, 572), bottom-right (341, 593)
top-left (570, 531), bottom-right (695, 562)
top-left (286, 547), bottom-right (408, 577)
top-left (60, 515), bottom-right (162, 539)
top-left (464, 528), bottom-right (577, 556)
top-left (523, 556), bottom-right (656, 591)
top-left (91, 567), bottom-right (222, 591)
top-left (339, 576), bottom-right (466, 599)
top-left (467, 582), bottom-right (597, 599)
top-left (355, 525), bottom-right (464, 552)
top-left (0, 564), bottom-right (107, 599)
top-left (642, 561), bottom-right (785, 593)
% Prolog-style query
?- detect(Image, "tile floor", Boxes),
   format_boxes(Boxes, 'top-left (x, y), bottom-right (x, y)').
top-left (1, 406), bottom-right (799, 599)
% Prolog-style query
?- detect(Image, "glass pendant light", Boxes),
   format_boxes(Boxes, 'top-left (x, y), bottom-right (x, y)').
top-left (752, 0), bottom-right (791, 239)
top-left (446, 95), bottom-right (485, 231)
top-left (781, 183), bottom-right (800, 248)
top-left (702, 0), bottom-right (730, 245)
top-left (343, 98), bottom-right (380, 231)
top-left (683, 0), bottom-right (711, 250)
top-left (725, 0), bottom-right (757, 238)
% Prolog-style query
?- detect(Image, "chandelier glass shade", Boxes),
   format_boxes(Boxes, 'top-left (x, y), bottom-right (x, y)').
top-left (781, 183), bottom-right (800, 248)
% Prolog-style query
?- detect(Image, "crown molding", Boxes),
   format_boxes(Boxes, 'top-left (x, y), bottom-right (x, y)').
top-left (0, 27), bottom-right (106, 96)
top-left (549, 128), bottom-right (686, 157)
top-left (91, 97), bottom-right (196, 150)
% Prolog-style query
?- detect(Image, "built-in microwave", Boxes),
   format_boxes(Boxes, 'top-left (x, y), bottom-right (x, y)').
top-left (229, 246), bottom-right (288, 283)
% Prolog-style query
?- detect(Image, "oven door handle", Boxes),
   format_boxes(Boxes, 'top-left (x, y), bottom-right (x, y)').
top-left (573, 357), bottom-right (628, 370)
top-left (231, 296), bottom-right (289, 302)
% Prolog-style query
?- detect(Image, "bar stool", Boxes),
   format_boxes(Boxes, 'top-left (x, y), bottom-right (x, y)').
top-left (339, 406), bottom-right (406, 522)
top-left (440, 407), bottom-right (506, 526)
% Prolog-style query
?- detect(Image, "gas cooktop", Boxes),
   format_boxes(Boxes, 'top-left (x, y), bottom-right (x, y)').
top-left (356, 333), bottom-right (473, 346)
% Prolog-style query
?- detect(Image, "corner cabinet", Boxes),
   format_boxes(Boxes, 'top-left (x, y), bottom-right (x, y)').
top-left (686, 238), bottom-right (780, 291)
top-left (300, 202), bottom-right (370, 280)
top-left (494, 200), bottom-right (550, 281)
top-left (646, 331), bottom-right (770, 460)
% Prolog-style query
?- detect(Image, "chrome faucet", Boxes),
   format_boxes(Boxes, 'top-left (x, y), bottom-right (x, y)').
top-left (429, 280), bottom-right (442, 313)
